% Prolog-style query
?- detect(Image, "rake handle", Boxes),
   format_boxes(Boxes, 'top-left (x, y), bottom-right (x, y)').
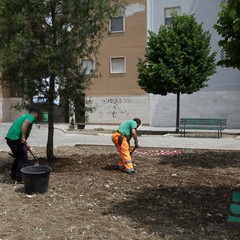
top-left (130, 146), bottom-right (137, 156)
top-left (28, 148), bottom-right (37, 160)
top-left (24, 143), bottom-right (37, 160)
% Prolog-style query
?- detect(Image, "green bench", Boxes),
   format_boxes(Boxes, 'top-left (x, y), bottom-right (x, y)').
top-left (178, 118), bottom-right (227, 138)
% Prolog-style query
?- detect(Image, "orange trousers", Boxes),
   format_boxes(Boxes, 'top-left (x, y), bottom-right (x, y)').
top-left (111, 132), bottom-right (134, 171)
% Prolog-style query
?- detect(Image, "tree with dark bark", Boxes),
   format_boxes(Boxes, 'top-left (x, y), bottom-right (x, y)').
top-left (0, 0), bottom-right (125, 160)
top-left (137, 14), bottom-right (216, 131)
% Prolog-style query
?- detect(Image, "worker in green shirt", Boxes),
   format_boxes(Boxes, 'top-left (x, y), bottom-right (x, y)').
top-left (112, 118), bottom-right (141, 175)
top-left (5, 108), bottom-right (39, 183)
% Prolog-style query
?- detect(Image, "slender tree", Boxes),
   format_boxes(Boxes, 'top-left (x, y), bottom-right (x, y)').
top-left (214, 0), bottom-right (240, 68)
top-left (137, 14), bottom-right (216, 131)
top-left (0, 0), bottom-right (125, 160)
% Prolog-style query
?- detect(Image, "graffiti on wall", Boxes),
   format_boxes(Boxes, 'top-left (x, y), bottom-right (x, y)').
top-left (96, 97), bottom-right (133, 119)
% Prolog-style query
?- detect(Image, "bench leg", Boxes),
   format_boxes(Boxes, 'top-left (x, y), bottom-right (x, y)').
top-left (218, 130), bottom-right (223, 138)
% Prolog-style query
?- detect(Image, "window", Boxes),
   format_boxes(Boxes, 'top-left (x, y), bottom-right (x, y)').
top-left (164, 7), bottom-right (181, 25)
top-left (220, 49), bottom-right (226, 60)
top-left (109, 16), bottom-right (125, 33)
top-left (220, 49), bottom-right (226, 68)
top-left (110, 57), bottom-right (126, 74)
top-left (82, 59), bottom-right (94, 74)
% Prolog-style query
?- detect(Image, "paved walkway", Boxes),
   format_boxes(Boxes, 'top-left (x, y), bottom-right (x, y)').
top-left (1, 123), bottom-right (240, 151)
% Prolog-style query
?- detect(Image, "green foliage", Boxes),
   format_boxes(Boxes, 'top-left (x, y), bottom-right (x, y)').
top-left (0, 0), bottom-right (125, 103)
top-left (0, 0), bottom-right (125, 159)
top-left (214, 0), bottom-right (240, 69)
top-left (137, 14), bottom-right (216, 95)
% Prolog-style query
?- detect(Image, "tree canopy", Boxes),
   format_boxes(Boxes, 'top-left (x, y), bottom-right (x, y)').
top-left (214, 0), bottom-right (240, 69)
top-left (137, 14), bottom-right (216, 95)
top-left (137, 14), bottom-right (216, 130)
top-left (0, 0), bottom-right (125, 159)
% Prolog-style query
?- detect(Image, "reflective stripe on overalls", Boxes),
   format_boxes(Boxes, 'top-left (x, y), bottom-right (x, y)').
top-left (111, 131), bottom-right (134, 171)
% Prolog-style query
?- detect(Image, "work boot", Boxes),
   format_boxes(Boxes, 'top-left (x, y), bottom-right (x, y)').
top-left (111, 165), bottom-right (123, 171)
top-left (14, 180), bottom-right (23, 184)
top-left (124, 169), bottom-right (136, 175)
top-left (15, 176), bottom-right (23, 184)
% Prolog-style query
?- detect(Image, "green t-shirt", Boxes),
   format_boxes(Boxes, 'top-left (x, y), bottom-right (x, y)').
top-left (5, 113), bottom-right (35, 140)
top-left (117, 120), bottom-right (137, 140)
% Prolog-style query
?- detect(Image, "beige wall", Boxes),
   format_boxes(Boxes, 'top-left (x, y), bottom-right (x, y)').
top-left (0, 85), bottom-right (10, 98)
top-left (0, 97), bottom-right (23, 122)
top-left (87, 0), bottom-right (147, 96)
top-left (0, 82), bottom-right (24, 122)
top-left (87, 95), bottom-right (150, 124)
top-left (0, 0), bottom-right (148, 123)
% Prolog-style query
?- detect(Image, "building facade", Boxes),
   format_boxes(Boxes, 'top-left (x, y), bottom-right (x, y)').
top-left (0, 84), bottom-right (22, 122)
top-left (147, 0), bottom-right (240, 128)
top-left (86, 0), bottom-right (149, 125)
top-left (0, 0), bottom-right (149, 124)
top-left (87, 0), bottom-right (240, 128)
top-left (2, 0), bottom-right (240, 128)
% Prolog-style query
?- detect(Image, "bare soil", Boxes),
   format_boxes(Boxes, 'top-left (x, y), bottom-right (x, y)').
top-left (0, 145), bottom-right (240, 240)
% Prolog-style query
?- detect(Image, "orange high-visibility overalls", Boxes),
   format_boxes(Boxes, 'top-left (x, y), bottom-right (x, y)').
top-left (111, 131), bottom-right (134, 172)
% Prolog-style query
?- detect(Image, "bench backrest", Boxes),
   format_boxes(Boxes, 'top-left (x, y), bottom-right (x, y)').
top-left (180, 118), bottom-right (227, 126)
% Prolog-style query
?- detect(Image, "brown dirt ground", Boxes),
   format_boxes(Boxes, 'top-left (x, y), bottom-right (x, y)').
top-left (0, 145), bottom-right (240, 240)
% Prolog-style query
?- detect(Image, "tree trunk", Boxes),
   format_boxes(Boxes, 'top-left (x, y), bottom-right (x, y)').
top-left (176, 92), bottom-right (180, 133)
top-left (46, 76), bottom-right (55, 160)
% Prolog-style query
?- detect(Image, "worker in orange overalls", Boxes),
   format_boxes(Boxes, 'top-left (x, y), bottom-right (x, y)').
top-left (112, 118), bottom-right (141, 175)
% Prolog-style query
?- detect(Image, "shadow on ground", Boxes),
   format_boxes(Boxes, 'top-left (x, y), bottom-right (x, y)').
top-left (159, 150), bottom-right (240, 169)
top-left (106, 185), bottom-right (240, 240)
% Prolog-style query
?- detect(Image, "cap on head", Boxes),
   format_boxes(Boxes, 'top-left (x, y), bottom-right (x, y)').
top-left (133, 118), bottom-right (141, 127)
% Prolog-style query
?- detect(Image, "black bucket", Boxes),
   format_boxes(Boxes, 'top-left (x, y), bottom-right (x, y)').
top-left (21, 165), bottom-right (52, 194)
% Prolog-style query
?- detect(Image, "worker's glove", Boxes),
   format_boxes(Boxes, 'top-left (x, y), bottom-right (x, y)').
top-left (134, 141), bottom-right (140, 148)
top-left (21, 137), bottom-right (27, 144)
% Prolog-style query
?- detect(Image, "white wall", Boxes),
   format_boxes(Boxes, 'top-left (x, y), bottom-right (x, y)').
top-left (148, 0), bottom-right (240, 128)
top-left (150, 91), bottom-right (240, 128)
